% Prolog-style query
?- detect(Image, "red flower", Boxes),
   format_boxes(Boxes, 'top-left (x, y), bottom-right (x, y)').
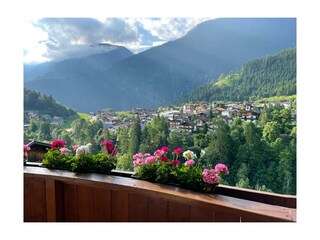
top-left (161, 146), bottom-right (170, 152)
top-left (51, 140), bottom-right (66, 150)
top-left (170, 160), bottom-right (180, 166)
top-left (101, 140), bottom-right (117, 156)
top-left (160, 155), bottom-right (168, 162)
top-left (173, 147), bottom-right (183, 154)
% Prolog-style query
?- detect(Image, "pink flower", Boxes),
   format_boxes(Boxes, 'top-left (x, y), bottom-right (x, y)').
top-left (154, 149), bottom-right (164, 157)
top-left (59, 147), bottom-right (69, 154)
top-left (72, 145), bottom-right (79, 150)
top-left (133, 158), bottom-right (145, 168)
top-left (202, 169), bottom-right (219, 184)
top-left (173, 147), bottom-right (183, 154)
top-left (24, 145), bottom-right (31, 152)
top-left (24, 145), bottom-right (31, 157)
top-left (184, 159), bottom-right (195, 167)
top-left (161, 146), bottom-right (170, 152)
top-left (170, 160), bottom-right (180, 166)
top-left (51, 140), bottom-right (66, 150)
top-left (214, 163), bottom-right (229, 175)
top-left (144, 153), bottom-right (151, 157)
top-left (145, 156), bottom-right (157, 164)
top-left (133, 153), bottom-right (144, 160)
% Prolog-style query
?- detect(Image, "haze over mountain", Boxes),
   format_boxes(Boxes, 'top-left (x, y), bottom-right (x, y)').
top-left (25, 18), bottom-right (296, 112)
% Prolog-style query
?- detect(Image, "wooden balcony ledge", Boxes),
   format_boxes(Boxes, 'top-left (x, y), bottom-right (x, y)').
top-left (24, 166), bottom-right (296, 222)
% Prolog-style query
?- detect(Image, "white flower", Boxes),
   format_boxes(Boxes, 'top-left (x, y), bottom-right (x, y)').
top-left (76, 143), bottom-right (92, 157)
top-left (183, 150), bottom-right (196, 160)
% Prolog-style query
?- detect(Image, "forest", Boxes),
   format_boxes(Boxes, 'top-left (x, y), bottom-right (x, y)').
top-left (24, 88), bottom-right (77, 118)
top-left (183, 48), bottom-right (296, 103)
top-left (24, 99), bottom-right (296, 195)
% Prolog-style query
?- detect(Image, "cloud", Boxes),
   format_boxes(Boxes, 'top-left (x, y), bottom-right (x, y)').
top-left (137, 18), bottom-right (212, 41)
top-left (24, 18), bottom-right (213, 63)
top-left (32, 18), bottom-right (141, 62)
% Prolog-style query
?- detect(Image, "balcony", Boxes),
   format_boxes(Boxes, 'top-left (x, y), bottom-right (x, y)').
top-left (24, 166), bottom-right (296, 222)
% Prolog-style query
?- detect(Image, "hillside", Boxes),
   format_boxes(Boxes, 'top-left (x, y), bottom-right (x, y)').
top-left (182, 48), bottom-right (296, 103)
top-left (25, 18), bottom-right (296, 112)
top-left (24, 88), bottom-right (78, 117)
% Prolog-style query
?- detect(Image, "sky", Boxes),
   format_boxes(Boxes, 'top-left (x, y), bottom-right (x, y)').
top-left (23, 18), bottom-right (213, 64)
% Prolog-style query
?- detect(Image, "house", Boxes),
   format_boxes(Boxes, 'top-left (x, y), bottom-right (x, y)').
top-left (24, 140), bottom-right (51, 163)
top-left (179, 119), bottom-right (196, 132)
top-left (52, 116), bottom-right (64, 125)
top-left (241, 110), bottom-right (260, 121)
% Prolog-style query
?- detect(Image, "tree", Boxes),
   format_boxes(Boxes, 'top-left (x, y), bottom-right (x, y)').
top-left (207, 117), bottom-right (235, 167)
top-left (129, 116), bottom-right (141, 155)
top-left (262, 121), bottom-right (282, 144)
top-left (38, 121), bottom-right (52, 140)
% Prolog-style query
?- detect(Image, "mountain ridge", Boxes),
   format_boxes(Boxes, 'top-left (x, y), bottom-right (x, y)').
top-left (25, 18), bottom-right (296, 112)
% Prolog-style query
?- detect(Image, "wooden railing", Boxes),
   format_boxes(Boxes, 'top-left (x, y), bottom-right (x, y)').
top-left (24, 166), bottom-right (296, 222)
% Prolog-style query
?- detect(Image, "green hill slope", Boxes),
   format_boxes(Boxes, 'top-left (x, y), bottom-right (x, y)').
top-left (24, 88), bottom-right (78, 118)
top-left (183, 48), bottom-right (296, 103)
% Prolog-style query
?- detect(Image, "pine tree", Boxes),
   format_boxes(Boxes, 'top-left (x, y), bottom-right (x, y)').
top-left (129, 116), bottom-right (141, 155)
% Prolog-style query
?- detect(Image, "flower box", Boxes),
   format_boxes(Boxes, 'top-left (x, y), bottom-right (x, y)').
top-left (41, 139), bottom-right (117, 174)
top-left (132, 147), bottom-right (229, 193)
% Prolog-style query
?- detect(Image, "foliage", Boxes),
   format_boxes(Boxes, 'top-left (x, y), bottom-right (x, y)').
top-left (132, 147), bottom-right (229, 193)
top-left (42, 139), bottom-right (117, 174)
top-left (42, 149), bottom-right (73, 170)
top-left (183, 48), bottom-right (296, 103)
top-left (24, 88), bottom-right (77, 117)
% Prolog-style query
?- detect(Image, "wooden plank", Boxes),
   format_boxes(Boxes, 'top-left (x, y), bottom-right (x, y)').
top-left (214, 210), bottom-right (240, 222)
top-left (147, 197), bottom-right (168, 222)
top-left (129, 193), bottom-right (148, 221)
top-left (55, 181), bottom-right (64, 221)
top-left (111, 190), bottom-right (129, 221)
top-left (63, 183), bottom-right (78, 221)
top-left (93, 188), bottom-right (112, 221)
top-left (24, 167), bottom-right (297, 222)
top-left (30, 178), bottom-right (47, 221)
top-left (45, 179), bottom-right (56, 221)
top-left (190, 206), bottom-right (214, 222)
top-left (167, 201), bottom-right (190, 222)
top-left (77, 185), bottom-right (94, 221)
top-left (24, 177), bottom-right (32, 222)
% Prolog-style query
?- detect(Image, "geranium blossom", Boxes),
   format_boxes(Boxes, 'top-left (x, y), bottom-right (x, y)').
top-left (170, 160), bottom-right (180, 166)
top-left (24, 145), bottom-right (31, 157)
top-left (59, 147), bottom-right (69, 154)
top-left (133, 158), bottom-right (145, 168)
top-left (24, 145), bottom-right (31, 152)
top-left (101, 140), bottom-right (117, 156)
top-left (160, 155), bottom-right (168, 162)
top-left (72, 145), bottom-right (79, 151)
top-left (145, 156), bottom-right (157, 164)
top-left (161, 146), bottom-right (170, 152)
top-left (184, 159), bottom-right (195, 167)
top-left (214, 163), bottom-right (229, 175)
top-left (173, 147), bottom-right (183, 154)
top-left (154, 149), bottom-right (164, 157)
top-left (202, 169), bottom-right (219, 184)
top-left (51, 140), bottom-right (66, 150)
top-left (133, 153), bottom-right (144, 160)
top-left (183, 150), bottom-right (196, 160)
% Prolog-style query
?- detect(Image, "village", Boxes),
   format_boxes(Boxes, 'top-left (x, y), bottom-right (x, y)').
top-left (90, 100), bottom-right (292, 133)
top-left (23, 99), bottom-right (293, 134)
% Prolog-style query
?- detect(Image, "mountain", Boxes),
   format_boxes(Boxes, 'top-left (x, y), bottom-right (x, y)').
top-left (25, 18), bottom-right (296, 112)
top-left (24, 88), bottom-right (78, 118)
top-left (182, 48), bottom-right (296, 103)
top-left (24, 44), bottom-right (133, 82)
